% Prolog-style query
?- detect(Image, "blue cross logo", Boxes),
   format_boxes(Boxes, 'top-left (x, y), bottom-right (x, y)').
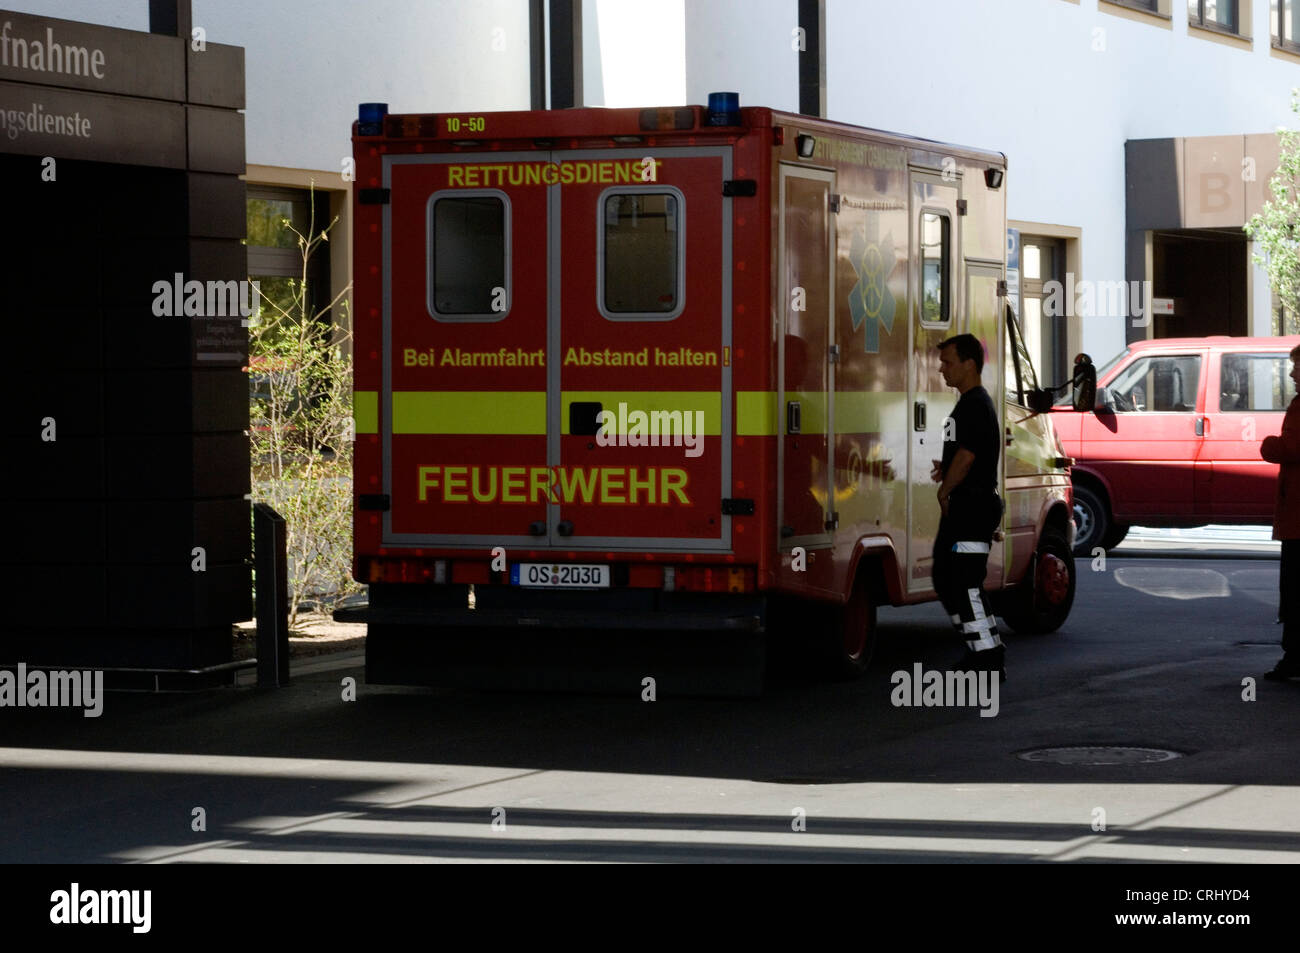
top-left (849, 215), bottom-right (896, 354)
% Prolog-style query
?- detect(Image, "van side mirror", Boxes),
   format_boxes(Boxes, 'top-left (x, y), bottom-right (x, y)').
top-left (1094, 385), bottom-right (1114, 413)
top-left (1071, 353), bottom-right (1097, 412)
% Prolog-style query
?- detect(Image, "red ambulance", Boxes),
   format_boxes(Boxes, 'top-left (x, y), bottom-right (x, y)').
top-left (346, 95), bottom-right (1081, 688)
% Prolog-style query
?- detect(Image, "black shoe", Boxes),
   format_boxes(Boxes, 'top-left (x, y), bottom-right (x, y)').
top-left (958, 647), bottom-right (1006, 682)
top-left (1263, 660), bottom-right (1300, 681)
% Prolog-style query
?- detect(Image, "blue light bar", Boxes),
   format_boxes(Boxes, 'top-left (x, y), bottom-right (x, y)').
top-left (358, 102), bottom-right (388, 136)
top-left (706, 92), bottom-right (740, 126)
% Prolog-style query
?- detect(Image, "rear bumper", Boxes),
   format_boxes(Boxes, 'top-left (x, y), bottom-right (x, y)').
top-left (353, 584), bottom-right (769, 695)
top-left (337, 583), bottom-right (766, 632)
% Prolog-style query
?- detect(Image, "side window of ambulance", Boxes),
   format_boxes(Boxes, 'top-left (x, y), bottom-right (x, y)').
top-left (600, 189), bottom-right (683, 320)
top-left (1218, 353), bottom-right (1296, 412)
top-left (428, 191), bottom-right (509, 321)
top-left (1108, 355), bottom-right (1201, 413)
top-left (920, 211), bottom-right (950, 325)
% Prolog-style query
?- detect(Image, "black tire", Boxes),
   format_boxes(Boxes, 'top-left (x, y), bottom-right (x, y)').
top-left (825, 576), bottom-right (878, 679)
top-left (1071, 484), bottom-right (1112, 557)
top-left (1100, 523), bottom-right (1130, 550)
top-left (1000, 526), bottom-right (1076, 635)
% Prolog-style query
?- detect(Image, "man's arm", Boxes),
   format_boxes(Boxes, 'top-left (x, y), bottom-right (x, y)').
top-left (938, 448), bottom-right (975, 508)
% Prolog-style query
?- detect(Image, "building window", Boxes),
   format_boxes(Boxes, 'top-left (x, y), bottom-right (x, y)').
top-left (1273, 0), bottom-right (1300, 47)
top-left (600, 189), bottom-right (683, 320)
top-left (919, 211), bottom-right (951, 325)
top-left (427, 191), bottom-right (510, 320)
top-left (1189, 0), bottom-right (1239, 33)
top-left (246, 185), bottom-right (332, 331)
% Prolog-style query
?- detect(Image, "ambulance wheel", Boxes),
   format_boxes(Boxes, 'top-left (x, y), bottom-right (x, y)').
top-left (826, 577), bottom-right (877, 679)
top-left (1001, 526), bottom-right (1075, 635)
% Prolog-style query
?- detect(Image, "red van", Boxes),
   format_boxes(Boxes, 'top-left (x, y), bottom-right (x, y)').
top-left (1052, 336), bottom-right (1298, 554)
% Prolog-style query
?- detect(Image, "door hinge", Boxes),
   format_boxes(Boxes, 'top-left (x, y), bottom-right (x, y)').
top-left (359, 187), bottom-right (391, 205)
top-left (722, 498), bottom-right (755, 516)
top-left (722, 179), bottom-right (757, 197)
top-left (825, 511), bottom-right (839, 531)
top-left (358, 493), bottom-right (391, 511)
top-left (997, 279), bottom-right (1008, 296)
top-left (828, 344), bottom-right (841, 363)
top-left (956, 198), bottom-right (968, 215)
top-left (828, 193), bottom-right (841, 213)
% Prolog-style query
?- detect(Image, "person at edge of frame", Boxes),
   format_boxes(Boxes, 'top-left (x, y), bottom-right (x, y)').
top-left (930, 333), bottom-right (1006, 681)
top-left (1260, 342), bottom-right (1300, 681)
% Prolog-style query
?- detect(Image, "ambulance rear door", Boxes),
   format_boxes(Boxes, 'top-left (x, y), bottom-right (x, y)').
top-left (381, 151), bottom-right (551, 549)
top-left (553, 147), bottom-right (733, 551)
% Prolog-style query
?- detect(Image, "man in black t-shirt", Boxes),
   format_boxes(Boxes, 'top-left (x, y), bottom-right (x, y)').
top-left (931, 333), bottom-right (1005, 678)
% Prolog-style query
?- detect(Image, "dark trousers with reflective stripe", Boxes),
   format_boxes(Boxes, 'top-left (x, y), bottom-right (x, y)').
top-left (932, 492), bottom-right (1003, 654)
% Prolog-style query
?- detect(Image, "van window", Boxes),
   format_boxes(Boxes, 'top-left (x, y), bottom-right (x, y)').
top-left (920, 211), bottom-right (950, 325)
top-left (429, 192), bottom-right (509, 319)
top-left (1107, 355), bottom-right (1201, 413)
top-left (601, 190), bottom-right (682, 319)
top-left (1218, 353), bottom-right (1297, 412)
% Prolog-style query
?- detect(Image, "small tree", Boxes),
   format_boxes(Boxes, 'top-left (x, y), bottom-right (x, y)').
top-left (1245, 90), bottom-right (1300, 335)
top-left (249, 188), bottom-right (360, 627)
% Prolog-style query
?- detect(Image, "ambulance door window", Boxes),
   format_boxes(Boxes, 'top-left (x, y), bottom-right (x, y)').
top-left (920, 211), bottom-right (950, 325)
top-left (427, 189), bottom-right (510, 321)
top-left (599, 187), bottom-right (684, 320)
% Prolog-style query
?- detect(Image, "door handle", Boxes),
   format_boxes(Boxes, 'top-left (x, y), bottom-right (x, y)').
top-left (914, 400), bottom-right (926, 432)
top-left (1195, 416), bottom-right (1204, 436)
top-left (787, 401), bottom-right (801, 434)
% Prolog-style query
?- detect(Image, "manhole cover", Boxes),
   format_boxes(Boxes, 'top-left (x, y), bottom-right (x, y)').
top-left (1017, 745), bottom-right (1183, 765)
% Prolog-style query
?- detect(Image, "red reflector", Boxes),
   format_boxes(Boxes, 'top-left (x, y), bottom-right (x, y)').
top-left (365, 557), bottom-right (443, 584)
top-left (673, 566), bottom-right (754, 593)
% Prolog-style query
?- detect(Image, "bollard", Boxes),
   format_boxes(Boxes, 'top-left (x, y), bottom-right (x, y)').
top-left (253, 503), bottom-right (290, 687)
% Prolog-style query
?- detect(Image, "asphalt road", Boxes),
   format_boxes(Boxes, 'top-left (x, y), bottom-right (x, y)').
top-left (1, 548), bottom-right (1297, 864)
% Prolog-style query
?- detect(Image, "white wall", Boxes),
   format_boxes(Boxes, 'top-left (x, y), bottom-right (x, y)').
top-left (684, 0), bottom-right (798, 113)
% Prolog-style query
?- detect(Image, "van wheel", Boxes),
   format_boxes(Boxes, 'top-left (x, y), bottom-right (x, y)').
top-left (1101, 523), bottom-right (1130, 550)
top-left (1071, 484), bottom-right (1112, 556)
top-left (826, 578), bottom-right (877, 679)
top-left (1001, 526), bottom-right (1076, 635)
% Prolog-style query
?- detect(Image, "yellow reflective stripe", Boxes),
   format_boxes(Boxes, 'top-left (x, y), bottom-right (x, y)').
top-left (354, 390), bottom-right (378, 435)
top-left (561, 392), bottom-right (722, 435)
top-left (737, 391), bottom-right (777, 436)
top-left (392, 391), bottom-right (547, 434)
